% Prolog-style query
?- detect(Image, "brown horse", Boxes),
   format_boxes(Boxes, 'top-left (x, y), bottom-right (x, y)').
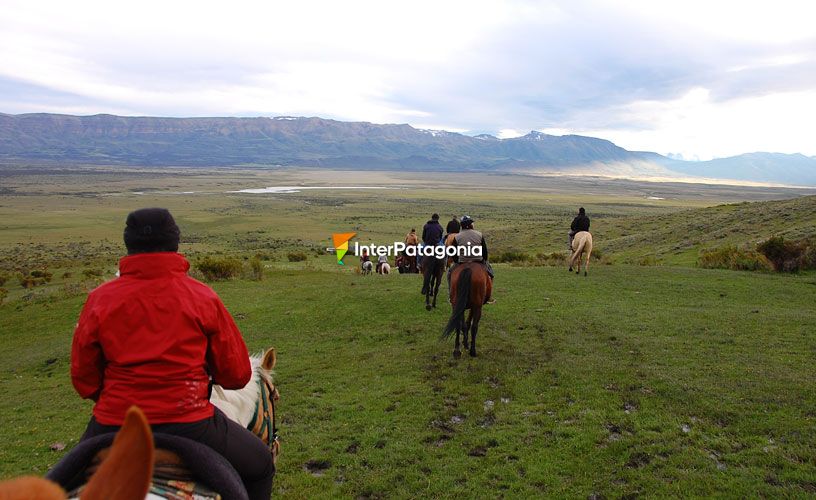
top-left (0, 406), bottom-right (154, 500)
top-left (444, 233), bottom-right (457, 269)
top-left (442, 262), bottom-right (492, 357)
top-left (569, 231), bottom-right (593, 276)
top-left (421, 254), bottom-right (445, 310)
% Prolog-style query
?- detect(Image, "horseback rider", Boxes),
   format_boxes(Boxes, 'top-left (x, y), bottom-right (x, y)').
top-left (448, 215), bottom-right (493, 303)
top-left (445, 215), bottom-right (460, 238)
top-left (569, 207), bottom-right (590, 251)
top-left (71, 208), bottom-right (274, 500)
top-left (376, 253), bottom-right (388, 273)
top-left (404, 228), bottom-right (419, 246)
top-left (403, 228), bottom-right (419, 273)
top-left (422, 213), bottom-right (444, 247)
top-left (360, 247), bottom-right (371, 269)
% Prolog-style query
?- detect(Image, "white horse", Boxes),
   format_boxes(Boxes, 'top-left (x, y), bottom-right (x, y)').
top-left (378, 262), bottom-right (391, 275)
top-left (569, 231), bottom-right (593, 276)
top-left (211, 348), bottom-right (280, 457)
top-left (361, 260), bottom-right (373, 275)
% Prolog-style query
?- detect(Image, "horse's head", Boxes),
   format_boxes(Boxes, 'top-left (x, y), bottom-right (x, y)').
top-left (247, 348), bottom-right (281, 464)
top-left (210, 347), bottom-right (281, 464)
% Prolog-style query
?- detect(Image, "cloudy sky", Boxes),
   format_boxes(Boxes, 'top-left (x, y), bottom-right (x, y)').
top-left (1, 0), bottom-right (815, 160)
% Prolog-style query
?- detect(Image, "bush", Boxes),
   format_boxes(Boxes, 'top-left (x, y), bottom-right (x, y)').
top-left (0, 288), bottom-right (7, 304)
top-left (287, 252), bottom-right (308, 262)
top-left (803, 242), bottom-right (816, 269)
top-left (534, 252), bottom-right (567, 266)
top-left (195, 256), bottom-right (244, 281)
top-left (0, 273), bottom-right (8, 287)
top-left (698, 246), bottom-right (771, 271)
top-left (19, 269), bottom-right (53, 288)
top-left (82, 269), bottom-right (103, 279)
top-left (756, 236), bottom-right (810, 272)
top-left (249, 256), bottom-right (264, 281)
top-left (637, 255), bottom-right (656, 266)
top-left (591, 248), bottom-right (603, 260)
top-left (254, 252), bottom-right (273, 261)
top-left (492, 250), bottom-right (530, 263)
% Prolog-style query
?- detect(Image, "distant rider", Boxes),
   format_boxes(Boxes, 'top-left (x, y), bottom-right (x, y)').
top-left (422, 213), bottom-right (444, 246)
top-left (448, 215), bottom-right (493, 304)
top-left (569, 207), bottom-right (590, 251)
top-left (445, 215), bottom-right (461, 238)
top-left (404, 228), bottom-right (419, 246)
top-left (403, 228), bottom-right (419, 273)
top-left (376, 253), bottom-right (388, 273)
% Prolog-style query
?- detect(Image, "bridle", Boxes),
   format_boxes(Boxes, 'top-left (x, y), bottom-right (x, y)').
top-left (246, 376), bottom-right (280, 462)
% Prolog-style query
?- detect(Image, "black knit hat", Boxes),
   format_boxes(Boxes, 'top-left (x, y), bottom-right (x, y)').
top-left (123, 208), bottom-right (180, 254)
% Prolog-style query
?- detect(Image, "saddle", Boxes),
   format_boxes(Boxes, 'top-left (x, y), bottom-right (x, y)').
top-left (47, 433), bottom-right (249, 500)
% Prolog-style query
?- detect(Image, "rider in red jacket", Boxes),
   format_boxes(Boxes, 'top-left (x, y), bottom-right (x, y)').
top-left (71, 208), bottom-right (273, 500)
top-left (72, 252), bottom-right (250, 424)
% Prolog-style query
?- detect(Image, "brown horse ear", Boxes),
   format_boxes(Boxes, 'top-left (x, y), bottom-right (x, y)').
top-left (261, 348), bottom-right (277, 371)
top-left (81, 406), bottom-right (154, 500)
top-left (0, 476), bottom-right (67, 499)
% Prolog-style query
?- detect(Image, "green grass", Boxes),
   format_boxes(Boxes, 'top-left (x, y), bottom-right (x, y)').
top-left (1, 167), bottom-right (815, 497)
top-left (1, 262), bottom-right (814, 497)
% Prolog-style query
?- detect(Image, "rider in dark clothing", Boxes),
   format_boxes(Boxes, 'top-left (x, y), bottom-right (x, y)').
top-left (445, 216), bottom-right (460, 236)
top-left (568, 207), bottom-right (590, 251)
top-left (422, 213), bottom-right (444, 246)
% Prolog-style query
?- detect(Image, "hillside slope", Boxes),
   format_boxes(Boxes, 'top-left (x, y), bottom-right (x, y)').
top-left (597, 195), bottom-right (816, 264)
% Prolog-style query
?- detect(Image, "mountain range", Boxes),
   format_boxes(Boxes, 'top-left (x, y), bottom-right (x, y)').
top-left (1, 112), bottom-right (814, 186)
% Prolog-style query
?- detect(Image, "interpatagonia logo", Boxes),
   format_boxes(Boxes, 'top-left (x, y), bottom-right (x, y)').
top-left (331, 232), bottom-right (357, 265)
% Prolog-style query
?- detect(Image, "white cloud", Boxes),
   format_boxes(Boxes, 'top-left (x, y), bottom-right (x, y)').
top-left (544, 87), bottom-right (816, 159)
top-left (0, 0), bottom-right (815, 157)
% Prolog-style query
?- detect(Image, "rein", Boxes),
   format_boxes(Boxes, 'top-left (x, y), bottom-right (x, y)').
top-left (246, 376), bottom-right (279, 458)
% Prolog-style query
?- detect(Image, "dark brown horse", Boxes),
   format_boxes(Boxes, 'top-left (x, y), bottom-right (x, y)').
top-left (442, 262), bottom-right (492, 357)
top-left (421, 254), bottom-right (445, 310)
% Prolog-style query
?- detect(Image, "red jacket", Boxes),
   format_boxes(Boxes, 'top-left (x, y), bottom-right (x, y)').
top-left (71, 252), bottom-right (251, 425)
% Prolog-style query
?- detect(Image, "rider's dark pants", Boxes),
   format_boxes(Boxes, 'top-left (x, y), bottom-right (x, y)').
top-left (81, 407), bottom-right (274, 500)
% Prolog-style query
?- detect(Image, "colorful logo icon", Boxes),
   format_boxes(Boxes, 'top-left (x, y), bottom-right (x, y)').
top-left (332, 232), bottom-right (356, 265)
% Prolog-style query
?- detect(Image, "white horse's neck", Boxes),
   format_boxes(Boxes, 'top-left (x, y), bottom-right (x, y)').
top-left (210, 355), bottom-right (270, 427)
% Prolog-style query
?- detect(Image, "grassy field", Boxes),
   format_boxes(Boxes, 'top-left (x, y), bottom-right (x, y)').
top-left (1, 167), bottom-right (815, 497)
top-left (1, 262), bottom-right (814, 497)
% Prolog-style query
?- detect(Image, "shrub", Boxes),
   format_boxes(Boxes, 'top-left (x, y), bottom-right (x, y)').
top-left (803, 241), bottom-right (816, 269)
top-left (698, 246), bottom-right (771, 271)
top-left (82, 269), bottom-right (103, 279)
top-left (19, 270), bottom-right (53, 288)
top-left (195, 256), bottom-right (244, 281)
top-left (254, 252), bottom-right (273, 261)
top-left (0, 273), bottom-right (8, 287)
top-left (534, 252), bottom-right (567, 266)
top-left (287, 252), bottom-right (308, 262)
top-left (0, 288), bottom-right (7, 304)
top-left (638, 255), bottom-right (659, 266)
top-left (492, 250), bottom-right (530, 263)
top-left (249, 256), bottom-right (264, 281)
top-left (756, 236), bottom-right (810, 272)
top-left (591, 248), bottom-right (603, 260)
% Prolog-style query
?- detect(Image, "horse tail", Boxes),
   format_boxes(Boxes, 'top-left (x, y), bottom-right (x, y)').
top-left (572, 234), bottom-right (587, 261)
top-left (442, 267), bottom-right (471, 340)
